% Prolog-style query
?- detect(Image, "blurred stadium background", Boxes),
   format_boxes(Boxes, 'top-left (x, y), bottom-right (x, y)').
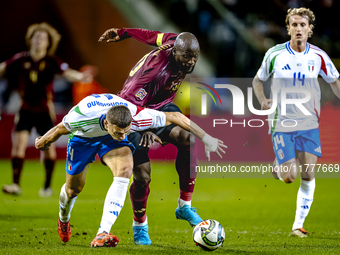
top-left (1, 0), bottom-right (339, 163)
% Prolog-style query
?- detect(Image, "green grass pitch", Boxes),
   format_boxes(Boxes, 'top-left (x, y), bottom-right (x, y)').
top-left (1, 159), bottom-right (340, 254)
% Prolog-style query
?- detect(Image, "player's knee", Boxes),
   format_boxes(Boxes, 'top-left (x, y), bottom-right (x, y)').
top-left (117, 165), bottom-right (133, 178)
top-left (66, 185), bottom-right (84, 198)
top-left (282, 176), bottom-right (296, 183)
top-left (177, 130), bottom-right (195, 147)
top-left (133, 169), bottom-right (151, 184)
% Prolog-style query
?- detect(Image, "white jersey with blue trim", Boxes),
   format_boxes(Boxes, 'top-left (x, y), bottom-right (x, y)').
top-left (257, 41), bottom-right (339, 133)
top-left (62, 94), bottom-right (166, 137)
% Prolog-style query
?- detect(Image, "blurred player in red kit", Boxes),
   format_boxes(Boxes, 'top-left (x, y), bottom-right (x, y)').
top-left (99, 27), bottom-right (222, 245)
top-left (1, 22), bottom-right (92, 197)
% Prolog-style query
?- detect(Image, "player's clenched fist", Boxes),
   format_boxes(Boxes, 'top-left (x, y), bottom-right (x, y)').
top-left (98, 28), bottom-right (121, 43)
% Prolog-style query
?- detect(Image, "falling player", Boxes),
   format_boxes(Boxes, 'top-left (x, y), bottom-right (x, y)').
top-left (253, 8), bottom-right (340, 237)
top-left (99, 28), bottom-right (209, 245)
top-left (35, 93), bottom-right (226, 247)
top-left (1, 22), bottom-right (92, 197)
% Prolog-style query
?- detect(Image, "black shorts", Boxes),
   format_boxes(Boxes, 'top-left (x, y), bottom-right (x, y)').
top-left (15, 109), bottom-right (54, 136)
top-left (128, 103), bottom-right (182, 165)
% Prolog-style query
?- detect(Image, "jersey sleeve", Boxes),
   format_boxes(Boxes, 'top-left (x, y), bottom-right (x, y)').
top-left (118, 28), bottom-right (178, 47)
top-left (317, 53), bottom-right (339, 84)
top-left (62, 106), bottom-right (92, 133)
top-left (257, 47), bottom-right (276, 81)
top-left (131, 108), bottom-right (166, 132)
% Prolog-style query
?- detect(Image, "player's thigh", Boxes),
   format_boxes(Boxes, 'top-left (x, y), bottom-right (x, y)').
top-left (102, 146), bottom-right (133, 178)
top-left (65, 163), bottom-right (90, 197)
top-left (128, 132), bottom-right (150, 166)
top-left (168, 125), bottom-right (194, 146)
top-left (271, 132), bottom-right (296, 165)
top-left (11, 131), bottom-right (29, 156)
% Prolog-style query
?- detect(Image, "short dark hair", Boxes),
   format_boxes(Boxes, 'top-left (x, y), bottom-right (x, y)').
top-left (106, 105), bottom-right (132, 128)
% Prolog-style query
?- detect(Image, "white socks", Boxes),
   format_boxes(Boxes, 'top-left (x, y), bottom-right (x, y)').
top-left (59, 183), bottom-right (78, 223)
top-left (133, 217), bottom-right (148, 227)
top-left (178, 198), bottom-right (191, 208)
top-left (292, 179), bottom-right (315, 230)
top-left (97, 177), bottom-right (130, 234)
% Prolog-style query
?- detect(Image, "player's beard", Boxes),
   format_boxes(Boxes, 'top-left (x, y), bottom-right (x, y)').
top-left (177, 60), bottom-right (195, 74)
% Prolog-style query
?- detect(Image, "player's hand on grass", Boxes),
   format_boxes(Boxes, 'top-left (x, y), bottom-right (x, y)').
top-left (139, 131), bottom-right (163, 148)
top-left (98, 28), bottom-right (121, 43)
top-left (261, 98), bottom-right (273, 110)
top-left (202, 134), bottom-right (227, 161)
top-left (35, 136), bottom-right (51, 151)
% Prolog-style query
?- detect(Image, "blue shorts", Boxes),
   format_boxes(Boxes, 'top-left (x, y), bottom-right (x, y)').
top-left (271, 129), bottom-right (321, 165)
top-left (66, 134), bottom-right (135, 175)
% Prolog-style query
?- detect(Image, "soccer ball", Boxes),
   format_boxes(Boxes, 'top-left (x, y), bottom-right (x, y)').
top-left (193, 219), bottom-right (225, 251)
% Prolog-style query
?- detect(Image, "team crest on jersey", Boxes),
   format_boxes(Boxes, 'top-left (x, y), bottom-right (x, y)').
top-left (135, 88), bottom-right (147, 100)
top-left (278, 149), bottom-right (284, 160)
top-left (308, 60), bottom-right (314, 72)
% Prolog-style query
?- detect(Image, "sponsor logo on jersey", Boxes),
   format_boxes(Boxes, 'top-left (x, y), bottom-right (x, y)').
top-left (297, 63), bottom-right (302, 66)
top-left (87, 101), bottom-right (128, 108)
top-left (82, 127), bottom-right (93, 133)
top-left (282, 64), bottom-right (291, 70)
top-left (308, 60), bottom-right (314, 72)
top-left (135, 88), bottom-right (147, 100)
top-left (278, 149), bottom-right (284, 160)
top-left (314, 146), bottom-right (321, 153)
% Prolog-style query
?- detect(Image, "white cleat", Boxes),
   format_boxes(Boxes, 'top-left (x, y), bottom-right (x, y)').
top-left (39, 187), bottom-right (52, 197)
top-left (2, 183), bottom-right (21, 195)
top-left (290, 228), bottom-right (309, 238)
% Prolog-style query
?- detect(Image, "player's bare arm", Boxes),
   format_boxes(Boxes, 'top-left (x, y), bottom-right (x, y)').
top-left (330, 79), bottom-right (340, 99)
top-left (164, 112), bottom-right (227, 160)
top-left (252, 74), bottom-right (272, 110)
top-left (63, 68), bottom-right (93, 83)
top-left (98, 28), bottom-right (121, 43)
top-left (35, 122), bottom-right (70, 151)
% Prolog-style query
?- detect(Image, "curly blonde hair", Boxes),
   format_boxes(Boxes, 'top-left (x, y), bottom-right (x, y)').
top-left (285, 7), bottom-right (315, 37)
top-left (25, 22), bottom-right (61, 55)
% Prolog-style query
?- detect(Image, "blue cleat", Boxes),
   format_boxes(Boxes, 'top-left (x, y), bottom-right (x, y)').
top-left (175, 205), bottom-right (203, 227)
top-left (132, 224), bottom-right (151, 245)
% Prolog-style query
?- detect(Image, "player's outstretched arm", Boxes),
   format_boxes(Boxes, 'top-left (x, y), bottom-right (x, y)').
top-left (63, 68), bottom-right (93, 83)
top-left (35, 122), bottom-right (70, 151)
top-left (164, 112), bottom-right (227, 161)
top-left (252, 74), bottom-right (272, 110)
top-left (330, 79), bottom-right (340, 99)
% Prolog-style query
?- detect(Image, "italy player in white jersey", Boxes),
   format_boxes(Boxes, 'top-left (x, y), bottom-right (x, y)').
top-left (253, 8), bottom-right (340, 237)
top-left (35, 93), bottom-right (227, 247)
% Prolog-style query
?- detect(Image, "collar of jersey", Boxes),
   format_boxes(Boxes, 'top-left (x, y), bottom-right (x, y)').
top-left (99, 114), bottom-right (106, 131)
top-left (286, 41), bottom-right (310, 55)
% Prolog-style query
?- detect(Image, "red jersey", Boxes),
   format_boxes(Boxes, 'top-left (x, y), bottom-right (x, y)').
top-left (117, 28), bottom-right (185, 109)
top-left (5, 51), bottom-right (67, 112)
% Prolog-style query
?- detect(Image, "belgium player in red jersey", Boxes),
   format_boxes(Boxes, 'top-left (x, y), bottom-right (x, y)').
top-left (99, 27), bottom-right (213, 245)
top-left (1, 22), bottom-right (92, 197)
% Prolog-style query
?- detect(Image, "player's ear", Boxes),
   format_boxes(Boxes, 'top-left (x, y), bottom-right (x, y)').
top-left (286, 25), bottom-right (291, 36)
top-left (104, 118), bottom-right (108, 129)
